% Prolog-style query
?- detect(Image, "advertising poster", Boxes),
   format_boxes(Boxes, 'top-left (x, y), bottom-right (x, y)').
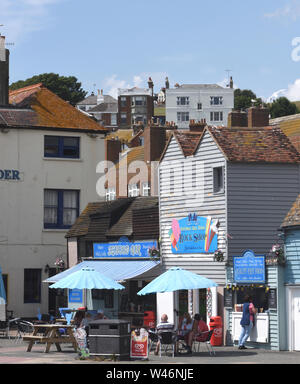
top-left (130, 328), bottom-right (149, 359)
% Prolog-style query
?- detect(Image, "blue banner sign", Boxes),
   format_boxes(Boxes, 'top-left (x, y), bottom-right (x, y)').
top-left (169, 214), bottom-right (218, 254)
top-left (93, 240), bottom-right (158, 258)
top-left (68, 289), bottom-right (83, 303)
top-left (234, 250), bottom-right (265, 283)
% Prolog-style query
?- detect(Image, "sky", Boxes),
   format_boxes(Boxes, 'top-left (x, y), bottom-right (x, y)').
top-left (2, 0), bottom-right (300, 101)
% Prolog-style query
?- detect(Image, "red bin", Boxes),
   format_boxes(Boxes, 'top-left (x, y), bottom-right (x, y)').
top-left (143, 311), bottom-right (156, 329)
top-left (209, 316), bottom-right (223, 346)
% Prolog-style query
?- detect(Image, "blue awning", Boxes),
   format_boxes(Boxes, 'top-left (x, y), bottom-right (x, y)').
top-left (44, 259), bottom-right (161, 284)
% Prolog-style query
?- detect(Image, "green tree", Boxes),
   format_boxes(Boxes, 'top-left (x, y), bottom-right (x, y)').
top-left (234, 88), bottom-right (263, 110)
top-left (268, 97), bottom-right (299, 118)
top-left (10, 73), bottom-right (87, 105)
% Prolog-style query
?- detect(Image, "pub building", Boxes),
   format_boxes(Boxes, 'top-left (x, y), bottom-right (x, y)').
top-left (158, 109), bottom-right (300, 343)
top-left (45, 197), bottom-right (162, 328)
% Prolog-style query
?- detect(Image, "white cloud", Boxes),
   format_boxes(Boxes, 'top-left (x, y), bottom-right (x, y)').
top-left (264, 0), bottom-right (300, 21)
top-left (267, 78), bottom-right (300, 102)
top-left (0, 0), bottom-right (64, 43)
top-left (104, 72), bottom-right (168, 99)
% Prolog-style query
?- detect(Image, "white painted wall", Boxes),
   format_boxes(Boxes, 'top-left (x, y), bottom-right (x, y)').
top-left (0, 128), bottom-right (105, 317)
top-left (166, 86), bottom-right (234, 129)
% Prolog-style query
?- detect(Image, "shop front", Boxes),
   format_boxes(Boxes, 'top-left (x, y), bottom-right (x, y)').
top-left (225, 249), bottom-right (286, 350)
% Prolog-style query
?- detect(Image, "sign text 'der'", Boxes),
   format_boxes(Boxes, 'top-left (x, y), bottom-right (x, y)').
top-left (0, 169), bottom-right (20, 180)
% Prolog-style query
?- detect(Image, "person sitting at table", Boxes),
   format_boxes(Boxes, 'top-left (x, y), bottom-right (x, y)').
top-left (73, 308), bottom-right (86, 328)
top-left (186, 314), bottom-right (209, 350)
top-left (154, 313), bottom-right (174, 355)
top-left (176, 312), bottom-right (194, 353)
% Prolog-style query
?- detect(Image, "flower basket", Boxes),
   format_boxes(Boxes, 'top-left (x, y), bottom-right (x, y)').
top-left (214, 249), bottom-right (224, 262)
top-left (148, 246), bottom-right (160, 260)
top-left (266, 244), bottom-right (285, 266)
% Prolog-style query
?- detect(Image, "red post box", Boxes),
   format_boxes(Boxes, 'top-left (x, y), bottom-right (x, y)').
top-left (209, 316), bottom-right (223, 346)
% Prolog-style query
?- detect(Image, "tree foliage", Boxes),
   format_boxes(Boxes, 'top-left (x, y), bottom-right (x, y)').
top-left (10, 73), bottom-right (87, 105)
top-left (268, 97), bottom-right (299, 119)
top-left (234, 88), bottom-right (263, 111)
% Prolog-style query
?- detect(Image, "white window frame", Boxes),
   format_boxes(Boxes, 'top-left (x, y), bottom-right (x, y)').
top-left (213, 166), bottom-right (224, 194)
top-left (177, 96), bottom-right (190, 106)
top-left (177, 112), bottom-right (189, 122)
top-left (142, 182), bottom-right (151, 196)
top-left (106, 187), bottom-right (116, 201)
top-left (128, 184), bottom-right (140, 197)
top-left (210, 111), bottom-right (223, 122)
top-left (210, 96), bottom-right (223, 106)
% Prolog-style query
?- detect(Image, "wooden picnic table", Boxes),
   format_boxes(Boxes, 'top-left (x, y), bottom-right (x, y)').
top-left (23, 324), bottom-right (78, 353)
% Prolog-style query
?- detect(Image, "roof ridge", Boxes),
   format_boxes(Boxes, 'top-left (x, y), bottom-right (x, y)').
top-left (9, 82), bottom-right (43, 95)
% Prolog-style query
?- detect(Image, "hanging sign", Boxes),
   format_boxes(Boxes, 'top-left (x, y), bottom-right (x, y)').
top-left (233, 250), bottom-right (265, 284)
top-left (169, 214), bottom-right (218, 254)
top-left (130, 329), bottom-right (149, 359)
top-left (68, 289), bottom-right (83, 303)
top-left (93, 240), bottom-right (157, 258)
top-left (268, 289), bottom-right (277, 309)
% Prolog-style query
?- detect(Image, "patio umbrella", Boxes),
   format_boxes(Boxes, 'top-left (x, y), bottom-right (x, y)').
top-left (137, 267), bottom-right (218, 295)
top-left (49, 267), bottom-right (125, 290)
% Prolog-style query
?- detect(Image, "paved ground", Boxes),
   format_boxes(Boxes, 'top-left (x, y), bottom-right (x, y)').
top-left (0, 336), bottom-right (300, 365)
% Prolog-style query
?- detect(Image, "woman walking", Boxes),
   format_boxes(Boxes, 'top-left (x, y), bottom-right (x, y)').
top-left (238, 295), bottom-right (256, 350)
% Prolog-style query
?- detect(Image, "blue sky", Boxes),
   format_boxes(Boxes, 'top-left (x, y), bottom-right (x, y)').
top-left (2, 0), bottom-right (300, 101)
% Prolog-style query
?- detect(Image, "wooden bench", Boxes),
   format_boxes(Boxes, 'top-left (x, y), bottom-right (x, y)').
top-left (24, 324), bottom-right (78, 353)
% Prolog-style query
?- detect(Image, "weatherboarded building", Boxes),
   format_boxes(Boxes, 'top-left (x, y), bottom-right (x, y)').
top-left (158, 107), bottom-right (300, 344)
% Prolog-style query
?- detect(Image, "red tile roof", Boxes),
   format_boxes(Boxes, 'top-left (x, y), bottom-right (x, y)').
top-left (164, 126), bottom-right (300, 164)
top-left (281, 194), bottom-right (300, 228)
top-left (6, 83), bottom-right (107, 132)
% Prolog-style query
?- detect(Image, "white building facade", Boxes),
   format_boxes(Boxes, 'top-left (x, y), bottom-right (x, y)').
top-left (166, 84), bottom-right (234, 129)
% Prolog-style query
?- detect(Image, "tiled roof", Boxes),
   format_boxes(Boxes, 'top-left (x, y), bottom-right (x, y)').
top-left (281, 194), bottom-right (300, 228)
top-left (270, 114), bottom-right (300, 153)
top-left (8, 83), bottom-right (107, 132)
top-left (208, 126), bottom-right (300, 163)
top-left (166, 126), bottom-right (300, 163)
top-left (173, 131), bottom-right (202, 156)
top-left (66, 197), bottom-right (159, 240)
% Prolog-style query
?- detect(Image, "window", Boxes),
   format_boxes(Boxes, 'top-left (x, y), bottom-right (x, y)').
top-left (24, 269), bottom-right (41, 303)
top-left (44, 136), bottom-right (80, 159)
top-left (213, 166), bottom-right (224, 193)
top-left (128, 184), bottom-right (140, 197)
top-left (106, 187), bottom-right (116, 201)
top-left (132, 96), bottom-right (146, 106)
top-left (177, 112), bottom-right (189, 122)
top-left (120, 113), bottom-right (127, 124)
top-left (210, 96), bottom-right (223, 105)
top-left (142, 182), bottom-right (151, 196)
top-left (197, 103), bottom-right (202, 110)
top-left (120, 97), bottom-right (127, 107)
top-left (111, 114), bottom-right (117, 126)
top-left (177, 96), bottom-right (189, 106)
top-left (210, 111), bottom-right (223, 122)
top-left (44, 189), bottom-right (79, 229)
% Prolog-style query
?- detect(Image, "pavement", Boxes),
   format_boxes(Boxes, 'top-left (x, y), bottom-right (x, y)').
top-left (0, 335), bottom-right (300, 365)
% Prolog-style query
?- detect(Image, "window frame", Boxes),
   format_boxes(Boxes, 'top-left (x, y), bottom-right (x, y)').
top-left (44, 189), bottom-right (80, 229)
top-left (44, 135), bottom-right (80, 159)
top-left (106, 187), bottom-right (116, 201)
top-left (177, 111), bottom-right (190, 122)
top-left (128, 183), bottom-right (140, 197)
top-left (177, 96), bottom-right (190, 106)
top-left (213, 166), bottom-right (225, 194)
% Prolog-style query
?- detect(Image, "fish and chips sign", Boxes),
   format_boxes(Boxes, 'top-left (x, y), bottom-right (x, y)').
top-left (233, 250), bottom-right (265, 283)
top-left (169, 214), bottom-right (218, 254)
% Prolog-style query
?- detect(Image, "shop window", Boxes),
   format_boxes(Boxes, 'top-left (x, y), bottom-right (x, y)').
top-left (24, 269), bottom-right (41, 303)
top-left (44, 136), bottom-right (80, 159)
top-left (236, 287), bottom-right (269, 312)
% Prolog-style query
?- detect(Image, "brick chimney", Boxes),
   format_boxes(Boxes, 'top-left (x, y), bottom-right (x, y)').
top-left (144, 124), bottom-right (167, 163)
top-left (247, 106), bottom-right (269, 128)
top-left (189, 119), bottom-right (207, 132)
top-left (0, 36), bottom-right (9, 105)
top-left (105, 138), bottom-right (122, 164)
top-left (227, 111), bottom-right (248, 128)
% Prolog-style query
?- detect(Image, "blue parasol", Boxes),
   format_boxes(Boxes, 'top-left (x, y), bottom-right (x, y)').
top-left (137, 266), bottom-right (218, 295)
top-left (0, 266), bottom-right (6, 304)
top-left (49, 268), bottom-right (125, 290)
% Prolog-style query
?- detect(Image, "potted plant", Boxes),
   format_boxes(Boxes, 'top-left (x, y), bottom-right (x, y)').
top-left (148, 245), bottom-right (160, 260)
top-left (266, 243), bottom-right (285, 266)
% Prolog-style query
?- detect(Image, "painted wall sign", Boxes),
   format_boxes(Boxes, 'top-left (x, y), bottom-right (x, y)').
top-left (169, 214), bottom-right (218, 254)
top-left (268, 289), bottom-right (277, 309)
top-left (68, 288), bottom-right (83, 303)
top-left (0, 169), bottom-right (20, 180)
top-left (233, 250), bottom-right (265, 283)
top-left (93, 240), bottom-right (158, 258)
